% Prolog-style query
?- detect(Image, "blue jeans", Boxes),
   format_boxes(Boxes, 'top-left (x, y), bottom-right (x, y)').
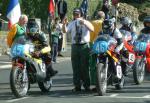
top-left (51, 43), bottom-right (58, 62)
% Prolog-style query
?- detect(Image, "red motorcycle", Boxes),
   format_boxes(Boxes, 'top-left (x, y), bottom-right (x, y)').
top-left (136, 34), bottom-right (150, 73)
top-left (121, 30), bottom-right (145, 84)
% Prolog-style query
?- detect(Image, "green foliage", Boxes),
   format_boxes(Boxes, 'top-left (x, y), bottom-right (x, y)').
top-left (0, 0), bottom-right (102, 23)
top-left (64, 0), bottom-right (102, 21)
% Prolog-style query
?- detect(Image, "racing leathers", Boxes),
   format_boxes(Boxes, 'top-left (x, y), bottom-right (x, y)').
top-left (101, 27), bottom-right (124, 78)
top-left (27, 31), bottom-right (58, 79)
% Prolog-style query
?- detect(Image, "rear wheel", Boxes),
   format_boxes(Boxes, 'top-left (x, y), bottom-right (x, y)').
top-left (133, 58), bottom-right (145, 84)
top-left (10, 66), bottom-right (29, 98)
top-left (96, 63), bottom-right (108, 96)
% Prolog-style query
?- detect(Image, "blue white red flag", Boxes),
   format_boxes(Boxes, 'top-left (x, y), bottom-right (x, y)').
top-left (7, 0), bottom-right (21, 29)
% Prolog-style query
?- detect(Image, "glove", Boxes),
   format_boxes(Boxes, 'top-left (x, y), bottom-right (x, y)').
top-left (32, 51), bottom-right (42, 58)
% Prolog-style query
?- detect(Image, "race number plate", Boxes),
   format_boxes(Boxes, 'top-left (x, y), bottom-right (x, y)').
top-left (116, 65), bottom-right (122, 79)
top-left (128, 52), bottom-right (135, 64)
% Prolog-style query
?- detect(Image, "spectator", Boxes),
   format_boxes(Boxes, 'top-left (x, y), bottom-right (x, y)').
top-left (57, 0), bottom-right (67, 22)
top-left (47, 12), bottom-right (54, 47)
top-left (0, 13), bottom-right (2, 30)
top-left (89, 11), bottom-right (105, 90)
top-left (101, 0), bottom-right (111, 19)
top-left (51, 17), bottom-right (60, 63)
top-left (57, 20), bottom-right (64, 57)
top-left (63, 8), bottom-right (94, 92)
top-left (7, 14), bottom-right (28, 48)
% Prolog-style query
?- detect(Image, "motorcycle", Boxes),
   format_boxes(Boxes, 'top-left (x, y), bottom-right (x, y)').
top-left (132, 34), bottom-right (150, 84)
top-left (92, 35), bottom-right (124, 96)
top-left (10, 43), bottom-right (52, 98)
top-left (121, 30), bottom-right (145, 84)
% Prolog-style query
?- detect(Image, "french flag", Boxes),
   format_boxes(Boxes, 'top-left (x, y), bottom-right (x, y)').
top-left (7, 0), bottom-right (21, 29)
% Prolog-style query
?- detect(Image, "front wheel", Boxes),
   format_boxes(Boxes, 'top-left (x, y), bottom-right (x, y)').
top-left (96, 63), bottom-right (108, 96)
top-left (133, 58), bottom-right (145, 84)
top-left (38, 79), bottom-right (52, 92)
top-left (10, 66), bottom-right (29, 98)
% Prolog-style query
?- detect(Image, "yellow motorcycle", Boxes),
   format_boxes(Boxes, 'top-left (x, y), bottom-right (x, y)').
top-left (10, 43), bottom-right (52, 98)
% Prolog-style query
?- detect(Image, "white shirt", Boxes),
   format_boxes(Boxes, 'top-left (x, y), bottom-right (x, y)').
top-left (66, 19), bottom-right (90, 44)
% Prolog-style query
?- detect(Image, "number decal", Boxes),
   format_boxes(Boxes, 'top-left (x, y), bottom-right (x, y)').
top-left (128, 53), bottom-right (135, 63)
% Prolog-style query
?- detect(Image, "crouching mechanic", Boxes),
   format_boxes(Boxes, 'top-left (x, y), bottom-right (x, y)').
top-left (26, 20), bottom-right (58, 80)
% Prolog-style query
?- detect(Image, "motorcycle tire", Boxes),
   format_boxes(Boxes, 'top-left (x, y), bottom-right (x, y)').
top-left (133, 58), bottom-right (145, 84)
top-left (10, 66), bottom-right (29, 98)
top-left (115, 76), bottom-right (125, 90)
top-left (96, 63), bottom-right (108, 96)
top-left (38, 79), bottom-right (52, 92)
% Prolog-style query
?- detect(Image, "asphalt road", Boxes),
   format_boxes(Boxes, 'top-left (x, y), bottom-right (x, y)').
top-left (0, 55), bottom-right (150, 103)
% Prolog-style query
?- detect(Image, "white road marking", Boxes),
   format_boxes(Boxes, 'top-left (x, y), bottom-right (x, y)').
top-left (57, 57), bottom-right (70, 62)
top-left (0, 61), bottom-right (11, 64)
top-left (95, 95), bottom-right (150, 99)
top-left (143, 95), bottom-right (150, 98)
top-left (0, 64), bottom-right (11, 69)
top-left (6, 97), bottom-right (29, 103)
top-left (109, 94), bottom-right (119, 97)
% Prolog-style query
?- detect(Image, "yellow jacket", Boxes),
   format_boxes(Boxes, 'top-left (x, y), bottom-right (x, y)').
top-left (90, 19), bottom-right (104, 43)
top-left (7, 24), bottom-right (17, 48)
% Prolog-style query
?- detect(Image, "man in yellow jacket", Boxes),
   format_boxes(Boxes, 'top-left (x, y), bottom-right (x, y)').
top-left (89, 11), bottom-right (105, 87)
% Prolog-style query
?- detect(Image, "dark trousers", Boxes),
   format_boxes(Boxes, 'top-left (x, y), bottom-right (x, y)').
top-left (51, 43), bottom-right (58, 62)
top-left (89, 43), bottom-right (97, 85)
top-left (58, 37), bottom-right (63, 52)
top-left (71, 43), bottom-right (90, 89)
top-left (59, 14), bottom-right (66, 22)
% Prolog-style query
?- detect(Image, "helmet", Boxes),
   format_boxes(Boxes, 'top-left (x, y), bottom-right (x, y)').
top-left (120, 17), bottom-right (132, 26)
top-left (27, 21), bottom-right (39, 35)
top-left (103, 18), bottom-right (115, 29)
top-left (143, 16), bottom-right (150, 27)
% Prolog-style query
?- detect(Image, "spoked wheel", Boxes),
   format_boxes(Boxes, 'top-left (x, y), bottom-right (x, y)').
top-left (38, 79), bottom-right (52, 92)
top-left (10, 66), bottom-right (29, 98)
top-left (96, 63), bottom-right (108, 96)
top-left (133, 58), bottom-right (145, 84)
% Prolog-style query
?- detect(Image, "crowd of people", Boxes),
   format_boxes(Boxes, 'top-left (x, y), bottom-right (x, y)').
top-left (6, 0), bottom-right (150, 92)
